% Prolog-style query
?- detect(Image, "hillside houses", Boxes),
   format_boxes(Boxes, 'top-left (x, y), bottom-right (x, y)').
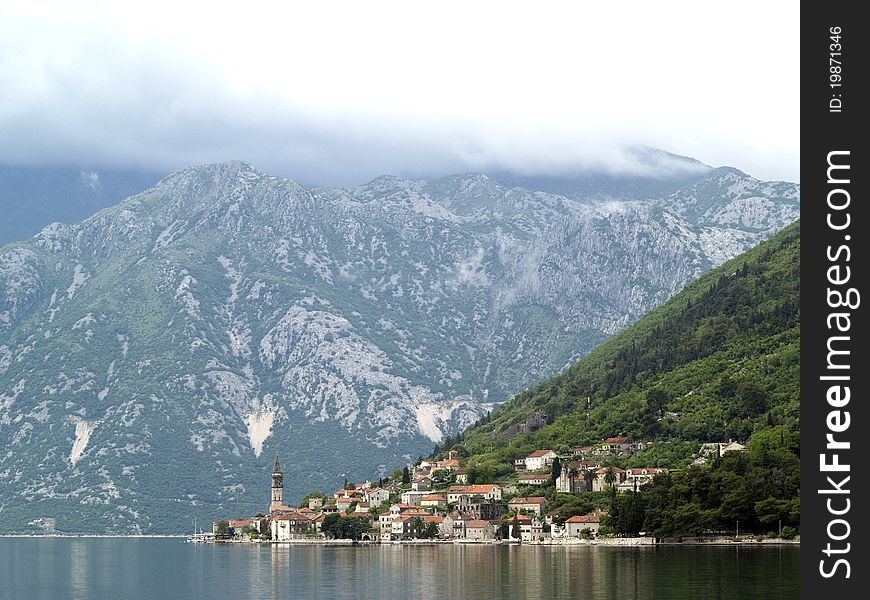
top-left (211, 445), bottom-right (664, 546)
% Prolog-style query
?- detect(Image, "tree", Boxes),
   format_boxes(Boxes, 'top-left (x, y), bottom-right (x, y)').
top-left (511, 521), bottom-right (521, 540)
top-left (419, 521), bottom-right (439, 539)
top-left (755, 497), bottom-right (793, 526)
top-left (550, 457), bottom-right (562, 486)
top-left (603, 466), bottom-right (618, 490)
top-left (735, 381), bottom-right (767, 417)
top-left (401, 466), bottom-right (411, 485)
top-left (215, 520), bottom-right (229, 537)
top-left (321, 513), bottom-right (342, 538)
top-left (340, 516), bottom-right (368, 540)
top-left (645, 388), bottom-right (670, 419)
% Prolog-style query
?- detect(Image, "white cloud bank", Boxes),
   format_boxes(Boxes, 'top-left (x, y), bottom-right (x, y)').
top-left (0, 1), bottom-right (799, 184)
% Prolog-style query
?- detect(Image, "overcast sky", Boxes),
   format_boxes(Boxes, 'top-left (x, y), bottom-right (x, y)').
top-left (0, 1), bottom-right (799, 185)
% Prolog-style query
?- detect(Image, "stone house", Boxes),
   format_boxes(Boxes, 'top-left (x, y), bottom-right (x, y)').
top-left (401, 491), bottom-right (432, 506)
top-left (454, 468), bottom-right (469, 484)
top-left (564, 513), bottom-right (604, 537)
top-left (447, 485), bottom-right (502, 503)
top-left (411, 476), bottom-right (433, 492)
top-left (271, 513), bottom-right (319, 541)
top-left (555, 462), bottom-right (588, 494)
top-left (423, 514), bottom-right (453, 538)
top-left (365, 487), bottom-right (390, 507)
top-left (454, 495), bottom-right (506, 520)
top-left (624, 467), bottom-right (668, 487)
top-left (591, 467), bottom-right (626, 492)
top-left (465, 520), bottom-right (496, 541)
top-left (507, 497), bottom-right (548, 516)
top-left (506, 514), bottom-right (544, 542)
top-left (525, 450), bottom-right (557, 471)
top-left (420, 494), bottom-right (447, 509)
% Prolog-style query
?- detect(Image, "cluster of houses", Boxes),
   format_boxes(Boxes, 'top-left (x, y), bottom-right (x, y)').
top-left (213, 453), bottom-right (610, 543)
top-left (212, 437), bottom-right (746, 543)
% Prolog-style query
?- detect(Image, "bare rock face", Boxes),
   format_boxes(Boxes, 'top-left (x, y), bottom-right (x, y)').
top-left (0, 160), bottom-right (798, 533)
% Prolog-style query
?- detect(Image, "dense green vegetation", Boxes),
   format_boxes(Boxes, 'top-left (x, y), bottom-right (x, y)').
top-left (430, 221), bottom-right (801, 536)
top-left (607, 426), bottom-right (799, 537)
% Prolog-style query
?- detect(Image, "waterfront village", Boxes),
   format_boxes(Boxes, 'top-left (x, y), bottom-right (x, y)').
top-left (208, 436), bottom-right (747, 544)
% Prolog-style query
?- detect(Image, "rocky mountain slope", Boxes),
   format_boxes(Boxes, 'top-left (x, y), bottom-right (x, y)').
top-left (0, 161), bottom-right (798, 533)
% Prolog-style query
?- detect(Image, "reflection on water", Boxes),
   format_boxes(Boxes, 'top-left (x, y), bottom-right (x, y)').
top-left (0, 539), bottom-right (798, 600)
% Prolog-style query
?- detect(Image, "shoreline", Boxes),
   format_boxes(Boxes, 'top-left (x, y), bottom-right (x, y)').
top-left (1, 535), bottom-right (799, 546)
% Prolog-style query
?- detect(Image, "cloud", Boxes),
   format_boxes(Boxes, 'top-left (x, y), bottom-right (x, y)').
top-left (0, 1), bottom-right (800, 184)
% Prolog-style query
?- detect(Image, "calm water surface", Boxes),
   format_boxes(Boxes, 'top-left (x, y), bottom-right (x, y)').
top-left (0, 538), bottom-right (798, 600)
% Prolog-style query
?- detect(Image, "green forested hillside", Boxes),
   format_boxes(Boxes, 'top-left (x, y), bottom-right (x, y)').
top-left (433, 220), bottom-right (800, 536)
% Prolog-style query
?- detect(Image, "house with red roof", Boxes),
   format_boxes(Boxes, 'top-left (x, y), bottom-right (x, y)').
top-left (564, 512), bottom-right (606, 537)
top-left (446, 484), bottom-right (502, 502)
top-left (271, 512), bottom-right (318, 541)
top-left (525, 449), bottom-right (557, 471)
top-left (505, 514), bottom-right (543, 542)
top-left (420, 494), bottom-right (447, 509)
top-left (507, 496), bottom-right (548, 516)
top-left (465, 520), bottom-right (497, 541)
top-left (365, 487), bottom-right (390, 507)
top-left (591, 466), bottom-right (627, 491)
top-left (622, 467), bottom-right (668, 489)
top-left (411, 476), bottom-right (433, 492)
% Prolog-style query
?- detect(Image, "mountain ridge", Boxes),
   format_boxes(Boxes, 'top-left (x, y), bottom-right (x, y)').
top-left (0, 159), bottom-right (798, 533)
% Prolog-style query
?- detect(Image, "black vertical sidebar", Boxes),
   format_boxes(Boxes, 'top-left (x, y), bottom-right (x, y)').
top-left (801, 3), bottom-right (868, 596)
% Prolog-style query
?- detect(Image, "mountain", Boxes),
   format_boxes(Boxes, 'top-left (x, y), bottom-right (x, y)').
top-left (439, 222), bottom-right (800, 536)
top-left (0, 161), bottom-right (798, 533)
top-left (0, 165), bottom-right (165, 245)
top-left (452, 221), bottom-right (800, 471)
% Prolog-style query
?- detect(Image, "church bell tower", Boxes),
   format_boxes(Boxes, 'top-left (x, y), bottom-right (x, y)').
top-left (271, 454), bottom-right (284, 510)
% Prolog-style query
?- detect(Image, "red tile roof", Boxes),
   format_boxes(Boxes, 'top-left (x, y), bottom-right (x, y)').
top-left (508, 497), bottom-right (547, 504)
top-left (466, 520), bottom-right (492, 529)
top-left (527, 450), bottom-right (554, 458)
top-left (566, 514), bottom-right (602, 523)
top-left (594, 467), bottom-right (626, 474)
top-left (506, 515), bottom-right (532, 523)
top-left (448, 485), bottom-right (500, 494)
top-left (421, 494), bottom-right (446, 501)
